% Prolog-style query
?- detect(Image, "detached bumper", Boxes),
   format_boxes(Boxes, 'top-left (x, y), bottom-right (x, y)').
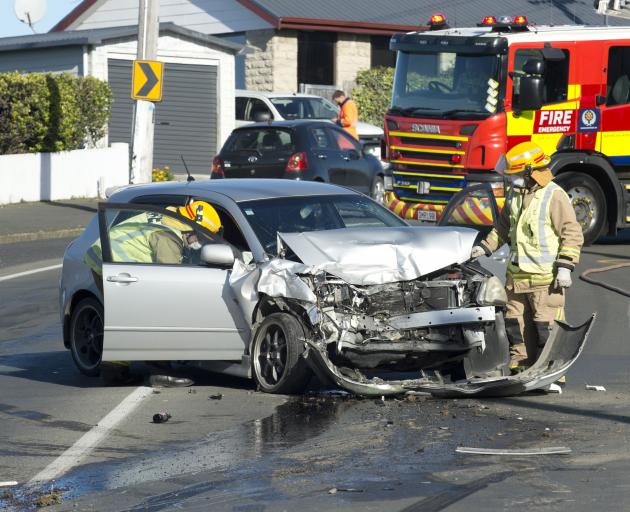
top-left (304, 314), bottom-right (595, 398)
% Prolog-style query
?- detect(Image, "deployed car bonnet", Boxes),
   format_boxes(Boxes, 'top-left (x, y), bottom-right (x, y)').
top-left (277, 226), bottom-right (479, 285)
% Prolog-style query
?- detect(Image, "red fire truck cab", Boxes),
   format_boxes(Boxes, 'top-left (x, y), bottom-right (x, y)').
top-left (384, 16), bottom-right (630, 244)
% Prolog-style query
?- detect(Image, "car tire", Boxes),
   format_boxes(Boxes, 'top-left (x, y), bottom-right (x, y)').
top-left (555, 172), bottom-right (606, 246)
top-left (371, 176), bottom-right (385, 204)
top-left (69, 297), bottom-right (104, 377)
top-left (251, 312), bottom-right (312, 394)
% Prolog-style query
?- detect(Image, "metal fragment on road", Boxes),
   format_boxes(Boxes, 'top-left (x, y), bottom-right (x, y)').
top-left (456, 446), bottom-right (571, 456)
top-left (152, 411), bottom-right (172, 424)
top-left (547, 383), bottom-right (563, 393)
top-left (585, 384), bottom-right (606, 391)
top-left (208, 393), bottom-right (223, 400)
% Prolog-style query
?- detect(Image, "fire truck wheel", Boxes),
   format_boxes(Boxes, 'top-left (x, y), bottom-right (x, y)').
top-left (556, 172), bottom-right (606, 246)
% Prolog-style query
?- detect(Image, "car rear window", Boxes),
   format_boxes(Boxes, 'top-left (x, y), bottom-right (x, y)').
top-left (225, 128), bottom-right (295, 154)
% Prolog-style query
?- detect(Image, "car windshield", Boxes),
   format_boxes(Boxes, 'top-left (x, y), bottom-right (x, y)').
top-left (224, 128), bottom-right (295, 155)
top-left (239, 194), bottom-right (407, 254)
top-left (270, 97), bottom-right (339, 120)
top-left (391, 52), bottom-right (501, 118)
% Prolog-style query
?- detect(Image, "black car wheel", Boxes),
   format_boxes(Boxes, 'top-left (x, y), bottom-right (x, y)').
top-left (556, 172), bottom-right (606, 245)
top-left (252, 313), bottom-right (312, 394)
top-left (69, 297), bottom-right (103, 376)
top-left (371, 176), bottom-right (385, 204)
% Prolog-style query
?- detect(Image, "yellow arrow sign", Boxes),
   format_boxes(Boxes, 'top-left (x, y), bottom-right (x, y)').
top-left (132, 60), bottom-right (164, 101)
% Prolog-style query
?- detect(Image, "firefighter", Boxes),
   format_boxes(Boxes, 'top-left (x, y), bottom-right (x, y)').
top-left (332, 90), bottom-right (359, 140)
top-left (471, 142), bottom-right (583, 371)
top-left (85, 200), bottom-right (223, 386)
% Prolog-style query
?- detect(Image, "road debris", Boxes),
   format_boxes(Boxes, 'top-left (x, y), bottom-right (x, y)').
top-left (0, 481), bottom-right (17, 487)
top-left (547, 383), bottom-right (563, 393)
top-left (152, 411), bottom-right (172, 424)
top-left (585, 384), bottom-right (606, 392)
top-left (148, 375), bottom-right (194, 388)
top-left (456, 446), bottom-right (571, 455)
top-left (328, 487), bottom-right (363, 494)
top-left (208, 393), bottom-right (224, 400)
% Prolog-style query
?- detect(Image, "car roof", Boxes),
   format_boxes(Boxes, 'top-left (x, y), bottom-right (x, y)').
top-left (232, 120), bottom-right (333, 130)
top-left (109, 178), bottom-right (357, 203)
top-left (236, 90), bottom-right (322, 99)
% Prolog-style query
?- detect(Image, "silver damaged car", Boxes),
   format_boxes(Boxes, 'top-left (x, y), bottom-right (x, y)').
top-left (59, 180), bottom-right (594, 396)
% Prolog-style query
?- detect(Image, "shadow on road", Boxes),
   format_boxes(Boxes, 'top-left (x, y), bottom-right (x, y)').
top-left (490, 396), bottom-right (630, 425)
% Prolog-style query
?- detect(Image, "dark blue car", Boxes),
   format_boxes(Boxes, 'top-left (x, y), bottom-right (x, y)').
top-left (212, 120), bottom-right (385, 203)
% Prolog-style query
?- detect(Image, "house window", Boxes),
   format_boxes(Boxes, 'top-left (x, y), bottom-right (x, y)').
top-left (371, 36), bottom-right (396, 68)
top-left (606, 46), bottom-right (630, 106)
top-left (298, 31), bottom-right (336, 86)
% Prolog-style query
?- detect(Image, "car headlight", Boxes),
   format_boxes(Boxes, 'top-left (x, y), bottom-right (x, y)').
top-left (476, 276), bottom-right (507, 307)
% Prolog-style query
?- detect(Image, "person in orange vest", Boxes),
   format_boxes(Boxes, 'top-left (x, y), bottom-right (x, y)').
top-left (332, 90), bottom-right (359, 140)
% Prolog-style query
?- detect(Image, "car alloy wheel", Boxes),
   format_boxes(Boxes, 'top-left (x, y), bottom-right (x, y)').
top-left (69, 297), bottom-right (104, 376)
top-left (251, 313), bottom-right (312, 394)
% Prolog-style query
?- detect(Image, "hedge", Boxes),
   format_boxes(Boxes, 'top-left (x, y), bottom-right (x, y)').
top-left (0, 72), bottom-right (113, 155)
top-left (352, 66), bottom-right (394, 128)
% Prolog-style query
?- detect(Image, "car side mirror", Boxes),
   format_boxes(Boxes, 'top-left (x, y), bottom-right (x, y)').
top-left (347, 149), bottom-right (360, 160)
top-left (200, 244), bottom-right (235, 267)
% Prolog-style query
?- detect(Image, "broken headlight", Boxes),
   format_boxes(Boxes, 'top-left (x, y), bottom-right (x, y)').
top-left (475, 276), bottom-right (507, 307)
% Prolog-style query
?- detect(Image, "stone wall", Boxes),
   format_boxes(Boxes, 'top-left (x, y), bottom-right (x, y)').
top-left (334, 33), bottom-right (371, 91)
top-left (245, 29), bottom-right (298, 92)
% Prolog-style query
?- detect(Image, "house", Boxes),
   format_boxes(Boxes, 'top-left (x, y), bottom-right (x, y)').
top-left (52, 0), bottom-right (630, 96)
top-left (0, 24), bottom-right (241, 173)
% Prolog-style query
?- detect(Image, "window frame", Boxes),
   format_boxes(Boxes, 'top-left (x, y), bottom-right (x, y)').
top-left (605, 45), bottom-right (630, 107)
top-left (98, 202), bottom-right (230, 268)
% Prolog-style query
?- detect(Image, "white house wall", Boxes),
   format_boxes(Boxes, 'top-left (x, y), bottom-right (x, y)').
top-left (69, 0), bottom-right (272, 35)
top-left (89, 33), bottom-right (235, 149)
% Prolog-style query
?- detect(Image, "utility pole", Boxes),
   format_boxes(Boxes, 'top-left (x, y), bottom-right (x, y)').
top-left (130, 0), bottom-right (160, 184)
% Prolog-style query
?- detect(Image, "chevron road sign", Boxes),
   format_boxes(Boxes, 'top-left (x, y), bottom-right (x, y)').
top-left (132, 60), bottom-right (164, 101)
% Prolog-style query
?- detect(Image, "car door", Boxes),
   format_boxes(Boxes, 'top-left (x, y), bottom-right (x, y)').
top-left (98, 203), bottom-right (250, 362)
top-left (307, 126), bottom-right (347, 183)
top-left (329, 128), bottom-right (373, 194)
top-left (438, 184), bottom-right (509, 279)
top-left (235, 96), bottom-right (249, 128)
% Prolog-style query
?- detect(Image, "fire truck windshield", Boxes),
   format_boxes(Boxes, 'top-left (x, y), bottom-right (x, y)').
top-left (391, 51), bottom-right (500, 118)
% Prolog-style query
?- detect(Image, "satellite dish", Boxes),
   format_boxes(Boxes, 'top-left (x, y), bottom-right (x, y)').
top-left (14, 0), bottom-right (47, 32)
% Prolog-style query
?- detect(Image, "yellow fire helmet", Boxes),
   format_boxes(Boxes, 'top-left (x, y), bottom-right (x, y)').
top-left (162, 207), bottom-right (193, 233)
top-left (494, 141), bottom-right (552, 175)
top-left (177, 200), bottom-right (222, 233)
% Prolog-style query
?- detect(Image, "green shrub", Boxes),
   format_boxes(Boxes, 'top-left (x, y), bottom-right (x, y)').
top-left (0, 72), bottom-right (113, 155)
top-left (352, 67), bottom-right (394, 128)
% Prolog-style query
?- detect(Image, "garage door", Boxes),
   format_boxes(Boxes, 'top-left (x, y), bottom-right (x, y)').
top-left (108, 59), bottom-right (218, 176)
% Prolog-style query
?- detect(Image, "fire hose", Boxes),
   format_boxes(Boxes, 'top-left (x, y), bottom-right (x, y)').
top-left (580, 262), bottom-right (630, 298)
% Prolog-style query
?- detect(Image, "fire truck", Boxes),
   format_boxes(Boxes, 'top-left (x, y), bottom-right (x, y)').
top-left (384, 14), bottom-right (630, 244)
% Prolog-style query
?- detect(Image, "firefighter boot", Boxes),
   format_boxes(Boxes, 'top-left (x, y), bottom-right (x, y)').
top-left (506, 317), bottom-right (528, 373)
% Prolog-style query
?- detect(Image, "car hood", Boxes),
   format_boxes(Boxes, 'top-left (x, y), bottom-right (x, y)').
top-left (277, 226), bottom-right (479, 285)
top-left (356, 121), bottom-right (383, 137)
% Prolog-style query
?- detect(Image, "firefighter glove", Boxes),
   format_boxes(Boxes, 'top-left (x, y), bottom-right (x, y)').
top-left (555, 267), bottom-right (572, 289)
top-left (471, 246), bottom-right (487, 259)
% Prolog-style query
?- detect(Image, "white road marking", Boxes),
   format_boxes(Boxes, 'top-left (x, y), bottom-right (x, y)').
top-left (0, 264), bottom-right (62, 283)
top-left (0, 481), bottom-right (18, 487)
top-left (29, 386), bottom-right (154, 484)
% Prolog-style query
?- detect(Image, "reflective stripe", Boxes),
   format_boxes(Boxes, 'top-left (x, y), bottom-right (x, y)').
top-left (537, 183), bottom-right (558, 262)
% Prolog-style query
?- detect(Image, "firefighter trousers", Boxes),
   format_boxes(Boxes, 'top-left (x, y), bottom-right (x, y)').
top-left (505, 286), bottom-right (565, 367)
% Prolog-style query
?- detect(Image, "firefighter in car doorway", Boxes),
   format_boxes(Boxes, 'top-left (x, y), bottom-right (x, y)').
top-left (84, 200), bottom-right (223, 386)
top-left (471, 142), bottom-right (583, 373)
top-left (332, 90), bottom-right (359, 140)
